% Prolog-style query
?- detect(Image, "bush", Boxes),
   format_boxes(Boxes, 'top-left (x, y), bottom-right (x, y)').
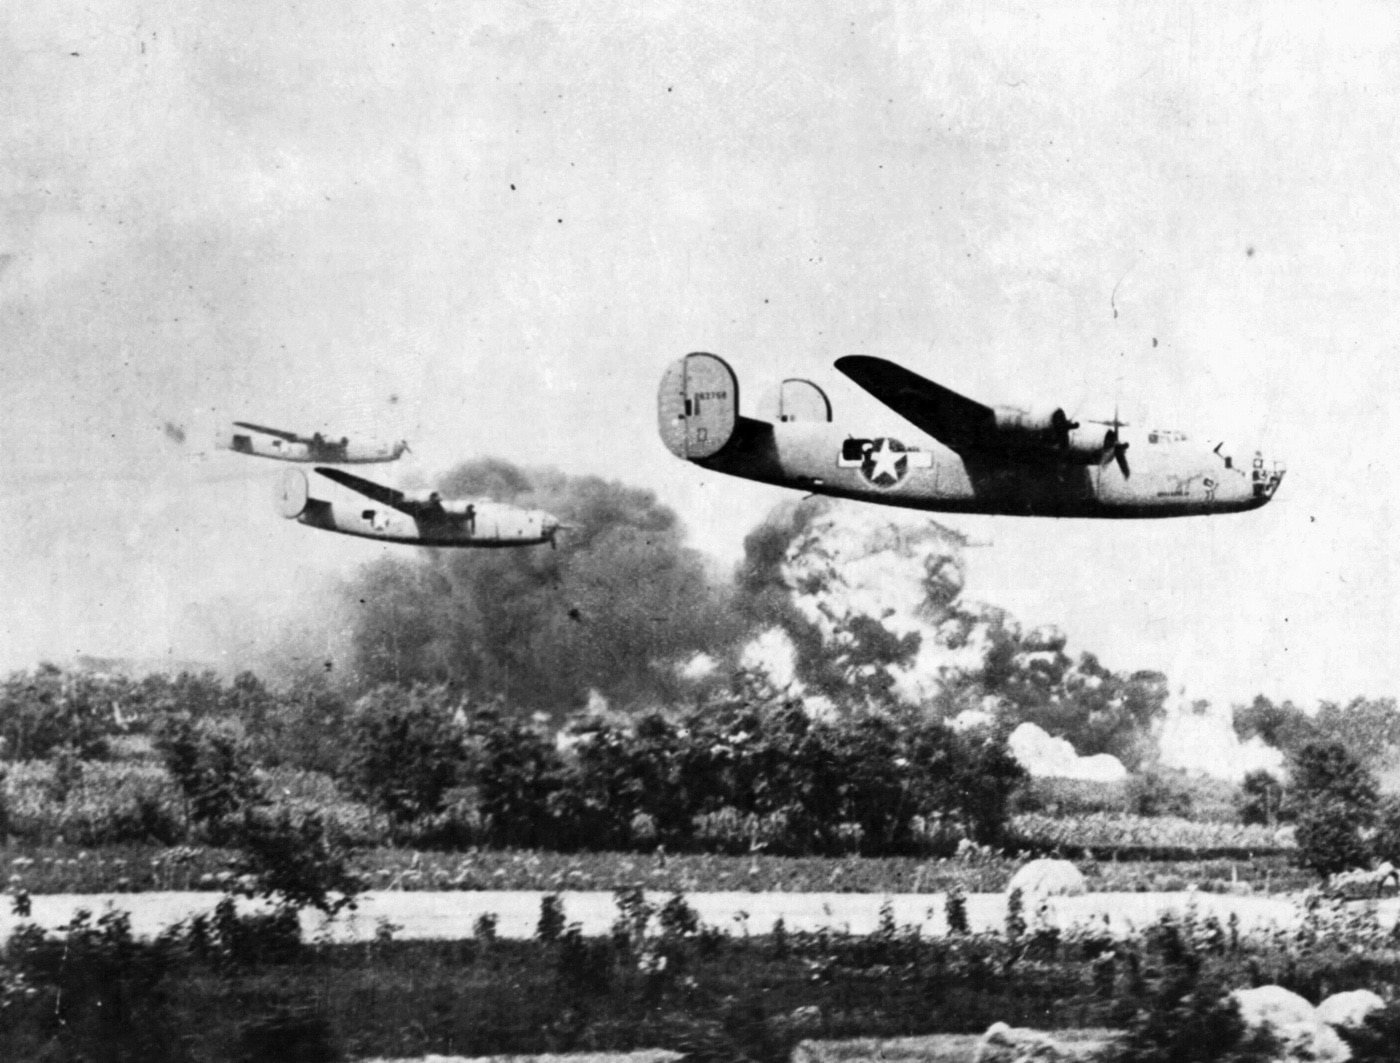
top-left (230, 806), bottom-right (361, 917)
top-left (1126, 769), bottom-right (1197, 818)
top-left (177, 895), bottom-right (304, 967)
top-left (2, 907), bottom-right (185, 1061)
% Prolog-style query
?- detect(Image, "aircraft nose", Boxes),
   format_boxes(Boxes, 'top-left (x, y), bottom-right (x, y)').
top-left (1249, 449), bottom-right (1286, 502)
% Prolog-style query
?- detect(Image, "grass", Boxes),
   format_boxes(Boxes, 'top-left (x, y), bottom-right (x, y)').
top-left (4, 892), bottom-right (1398, 1063)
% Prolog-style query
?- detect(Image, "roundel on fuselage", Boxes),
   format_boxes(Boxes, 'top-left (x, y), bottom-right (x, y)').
top-left (658, 352), bottom-right (739, 460)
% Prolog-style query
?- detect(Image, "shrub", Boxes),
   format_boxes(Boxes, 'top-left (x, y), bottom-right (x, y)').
top-left (230, 806), bottom-right (361, 917)
top-left (3, 907), bottom-right (185, 1061)
top-left (176, 895), bottom-right (303, 967)
top-left (537, 893), bottom-right (566, 944)
top-left (1126, 769), bottom-right (1198, 818)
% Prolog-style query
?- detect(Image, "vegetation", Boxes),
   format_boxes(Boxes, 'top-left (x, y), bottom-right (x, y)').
top-left (1, 889), bottom-right (1399, 1062)
top-left (0, 845), bottom-right (1314, 897)
top-left (1291, 741), bottom-right (1380, 875)
top-left (0, 658), bottom-right (1395, 1057)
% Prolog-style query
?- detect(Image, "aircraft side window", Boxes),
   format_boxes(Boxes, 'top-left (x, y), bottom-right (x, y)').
top-left (1148, 432), bottom-right (1159, 444)
top-left (362, 509), bottom-right (375, 521)
top-left (842, 438), bottom-right (869, 462)
top-left (1225, 456), bottom-right (1233, 469)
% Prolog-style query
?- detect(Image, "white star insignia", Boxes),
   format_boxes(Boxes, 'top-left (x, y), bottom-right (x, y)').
top-left (866, 439), bottom-right (905, 482)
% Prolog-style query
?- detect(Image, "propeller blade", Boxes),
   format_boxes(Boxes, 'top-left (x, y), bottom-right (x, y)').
top-left (1114, 443), bottom-right (1131, 479)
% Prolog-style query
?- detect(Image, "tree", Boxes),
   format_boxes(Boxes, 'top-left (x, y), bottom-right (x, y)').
top-left (1238, 770), bottom-right (1284, 827)
top-left (0, 664), bottom-right (113, 761)
top-left (1289, 741), bottom-right (1378, 876)
top-left (341, 685), bottom-right (467, 825)
top-left (154, 716), bottom-right (264, 843)
top-left (470, 712), bottom-right (567, 849)
top-left (1289, 741), bottom-right (1378, 815)
top-left (1233, 696), bottom-right (1317, 757)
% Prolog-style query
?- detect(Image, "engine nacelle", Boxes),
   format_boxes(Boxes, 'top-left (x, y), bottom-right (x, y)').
top-left (991, 404), bottom-right (1074, 446)
top-left (1062, 426), bottom-right (1118, 465)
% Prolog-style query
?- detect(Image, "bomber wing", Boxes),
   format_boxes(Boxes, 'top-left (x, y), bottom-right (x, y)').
top-left (314, 467), bottom-right (444, 519)
top-left (234, 421), bottom-right (305, 443)
top-left (835, 355), bottom-right (996, 454)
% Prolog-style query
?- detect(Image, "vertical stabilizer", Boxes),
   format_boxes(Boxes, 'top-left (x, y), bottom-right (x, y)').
top-left (658, 352), bottom-right (740, 460)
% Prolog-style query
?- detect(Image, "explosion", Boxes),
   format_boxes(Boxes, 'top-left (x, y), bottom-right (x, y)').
top-left (334, 462), bottom-right (1169, 767)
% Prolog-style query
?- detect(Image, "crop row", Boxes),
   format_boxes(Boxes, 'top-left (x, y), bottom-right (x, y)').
top-left (1009, 812), bottom-right (1294, 854)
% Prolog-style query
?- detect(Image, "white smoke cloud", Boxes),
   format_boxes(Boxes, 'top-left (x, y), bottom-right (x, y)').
top-left (1156, 694), bottom-right (1286, 782)
top-left (738, 626), bottom-right (799, 690)
top-left (1009, 722), bottom-right (1129, 782)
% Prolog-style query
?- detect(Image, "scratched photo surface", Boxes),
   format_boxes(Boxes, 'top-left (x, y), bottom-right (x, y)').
top-left (2, 1), bottom-right (1393, 720)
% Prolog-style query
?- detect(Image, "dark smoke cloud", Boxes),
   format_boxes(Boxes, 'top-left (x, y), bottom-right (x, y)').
top-left (332, 468), bottom-right (1167, 764)
top-left (342, 460), bottom-right (742, 713)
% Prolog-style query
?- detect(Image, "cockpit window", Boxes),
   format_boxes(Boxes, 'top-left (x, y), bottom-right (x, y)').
top-left (1149, 429), bottom-right (1188, 445)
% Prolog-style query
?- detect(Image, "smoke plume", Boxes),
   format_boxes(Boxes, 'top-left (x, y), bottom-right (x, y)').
top-left (335, 473), bottom-right (1167, 769)
top-left (342, 460), bottom-right (741, 713)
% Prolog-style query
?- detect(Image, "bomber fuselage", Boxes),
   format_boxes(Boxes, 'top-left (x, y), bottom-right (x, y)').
top-left (697, 418), bottom-right (1280, 519)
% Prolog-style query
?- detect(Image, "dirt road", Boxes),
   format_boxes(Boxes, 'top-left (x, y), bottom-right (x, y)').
top-left (0, 889), bottom-right (1343, 942)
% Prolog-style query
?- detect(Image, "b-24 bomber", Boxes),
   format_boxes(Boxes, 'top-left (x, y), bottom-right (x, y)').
top-left (221, 421), bottom-right (409, 464)
top-left (659, 352), bottom-right (1285, 519)
top-left (276, 467), bottom-right (563, 548)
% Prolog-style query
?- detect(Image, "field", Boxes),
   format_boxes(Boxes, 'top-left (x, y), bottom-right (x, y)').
top-left (0, 758), bottom-right (1310, 900)
top-left (3, 885), bottom-right (1399, 1063)
top-left (0, 844), bottom-right (1314, 898)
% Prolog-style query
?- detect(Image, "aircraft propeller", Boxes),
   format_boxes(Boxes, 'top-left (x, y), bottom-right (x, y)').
top-left (545, 522), bottom-right (577, 550)
top-left (1089, 408), bottom-right (1131, 478)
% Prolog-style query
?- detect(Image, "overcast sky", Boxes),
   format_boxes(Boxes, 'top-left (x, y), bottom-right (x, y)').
top-left (2, 0), bottom-right (1395, 707)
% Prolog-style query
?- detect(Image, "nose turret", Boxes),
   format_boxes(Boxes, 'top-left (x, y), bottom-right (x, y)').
top-left (1249, 450), bottom-right (1286, 504)
top-left (541, 512), bottom-right (563, 548)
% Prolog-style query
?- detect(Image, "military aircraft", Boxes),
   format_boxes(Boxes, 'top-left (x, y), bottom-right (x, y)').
top-left (659, 352), bottom-right (1285, 518)
top-left (221, 421), bottom-right (409, 464)
top-left (276, 467), bottom-right (563, 547)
